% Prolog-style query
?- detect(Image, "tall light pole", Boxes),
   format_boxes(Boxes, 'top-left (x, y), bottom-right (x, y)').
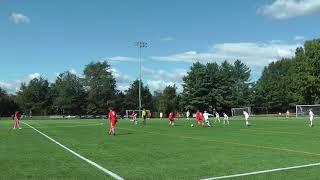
top-left (135, 41), bottom-right (147, 119)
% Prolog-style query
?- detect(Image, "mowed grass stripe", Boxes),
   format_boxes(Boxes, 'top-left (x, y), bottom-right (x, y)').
top-left (22, 121), bottom-right (125, 180)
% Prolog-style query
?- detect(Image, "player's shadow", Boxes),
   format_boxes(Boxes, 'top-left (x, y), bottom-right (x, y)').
top-left (116, 132), bottom-right (133, 136)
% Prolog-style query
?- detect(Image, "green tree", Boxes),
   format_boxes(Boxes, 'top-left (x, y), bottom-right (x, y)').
top-left (52, 71), bottom-right (86, 115)
top-left (16, 77), bottom-right (51, 115)
top-left (123, 80), bottom-right (153, 111)
top-left (84, 61), bottom-right (117, 114)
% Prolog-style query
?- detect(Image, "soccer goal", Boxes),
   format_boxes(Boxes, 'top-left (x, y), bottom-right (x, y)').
top-left (231, 107), bottom-right (251, 117)
top-left (295, 105), bottom-right (320, 117)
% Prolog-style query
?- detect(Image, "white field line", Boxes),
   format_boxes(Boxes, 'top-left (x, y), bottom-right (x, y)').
top-left (201, 162), bottom-right (320, 180)
top-left (22, 121), bottom-right (124, 180)
top-left (29, 123), bottom-right (104, 129)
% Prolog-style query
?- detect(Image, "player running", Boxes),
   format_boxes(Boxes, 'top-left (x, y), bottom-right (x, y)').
top-left (108, 108), bottom-right (118, 136)
top-left (214, 112), bottom-right (220, 123)
top-left (223, 113), bottom-right (230, 125)
top-left (309, 109), bottom-right (314, 127)
top-left (243, 111), bottom-right (250, 126)
top-left (196, 110), bottom-right (205, 128)
top-left (186, 110), bottom-right (190, 121)
top-left (13, 111), bottom-right (22, 130)
top-left (142, 109), bottom-right (147, 125)
top-left (147, 111), bottom-right (152, 121)
top-left (176, 111), bottom-right (180, 121)
top-left (203, 111), bottom-right (212, 127)
top-left (131, 111), bottom-right (137, 124)
top-left (168, 111), bottom-right (175, 127)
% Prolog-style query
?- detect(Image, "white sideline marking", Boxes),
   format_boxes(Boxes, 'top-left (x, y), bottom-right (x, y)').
top-left (201, 162), bottom-right (320, 180)
top-left (22, 121), bottom-right (124, 180)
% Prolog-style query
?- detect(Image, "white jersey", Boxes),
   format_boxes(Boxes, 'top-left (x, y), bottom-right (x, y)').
top-left (186, 111), bottom-right (190, 117)
top-left (215, 113), bottom-right (220, 118)
top-left (160, 112), bottom-right (163, 118)
top-left (309, 111), bottom-right (314, 119)
top-left (223, 113), bottom-right (228, 119)
top-left (203, 112), bottom-right (211, 120)
top-left (243, 111), bottom-right (249, 119)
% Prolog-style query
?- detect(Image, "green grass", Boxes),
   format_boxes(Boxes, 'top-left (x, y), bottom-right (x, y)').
top-left (1, 117), bottom-right (320, 179)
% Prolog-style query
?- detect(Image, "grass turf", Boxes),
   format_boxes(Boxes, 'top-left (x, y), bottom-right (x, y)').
top-left (0, 117), bottom-right (320, 179)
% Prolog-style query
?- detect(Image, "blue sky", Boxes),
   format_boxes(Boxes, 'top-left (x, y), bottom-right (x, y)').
top-left (1, 0), bottom-right (320, 93)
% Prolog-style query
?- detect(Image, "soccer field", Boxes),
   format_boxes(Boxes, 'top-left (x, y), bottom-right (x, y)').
top-left (1, 117), bottom-right (320, 180)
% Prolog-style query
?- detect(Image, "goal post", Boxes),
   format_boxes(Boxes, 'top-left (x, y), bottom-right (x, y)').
top-left (231, 107), bottom-right (251, 117)
top-left (295, 105), bottom-right (320, 117)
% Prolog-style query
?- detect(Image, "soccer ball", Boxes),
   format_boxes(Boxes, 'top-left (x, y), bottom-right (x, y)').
top-left (191, 124), bottom-right (194, 127)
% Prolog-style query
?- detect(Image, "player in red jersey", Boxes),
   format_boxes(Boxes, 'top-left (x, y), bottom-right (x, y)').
top-left (168, 111), bottom-right (175, 127)
top-left (13, 111), bottom-right (22, 129)
top-left (131, 111), bottom-right (137, 124)
top-left (196, 110), bottom-right (205, 127)
top-left (108, 108), bottom-right (117, 136)
top-left (175, 111), bottom-right (180, 121)
top-left (147, 111), bottom-right (152, 120)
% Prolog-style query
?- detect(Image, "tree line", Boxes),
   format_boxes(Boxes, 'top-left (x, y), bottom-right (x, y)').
top-left (1, 39), bottom-right (320, 117)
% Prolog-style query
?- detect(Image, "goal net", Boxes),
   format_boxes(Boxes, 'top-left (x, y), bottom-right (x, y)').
top-left (296, 105), bottom-right (320, 117)
top-left (231, 107), bottom-right (251, 117)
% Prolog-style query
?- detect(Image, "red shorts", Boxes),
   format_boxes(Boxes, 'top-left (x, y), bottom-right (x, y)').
top-left (197, 119), bottom-right (203, 123)
top-left (110, 119), bottom-right (117, 126)
top-left (169, 119), bottom-right (174, 122)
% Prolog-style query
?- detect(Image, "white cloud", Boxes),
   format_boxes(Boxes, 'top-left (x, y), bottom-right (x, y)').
top-left (152, 41), bottom-right (300, 67)
top-left (160, 36), bottom-right (174, 42)
top-left (28, 73), bottom-right (40, 80)
top-left (9, 12), bottom-right (30, 24)
top-left (142, 67), bottom-right (187, 93)
top-left (294, 35), bottom-right (305, 41)
top-left (0, 81), bottom-right (13, 90)
top-left (107, 56), bottom-right (140, 62)
top-left (0, 73), bottom-right (42, 94)
top-left (258, 0), bottom-right (320, 19)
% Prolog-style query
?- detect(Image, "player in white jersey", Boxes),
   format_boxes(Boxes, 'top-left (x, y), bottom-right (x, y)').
top-left (186, 110), bottom-right (190, 120)
top-left (203, 111), bottom-right (212, 127)
top-left (309, 109), bottom-right (314, 127)
top-left (214, 112), bottom-right (220, 123)
top-left (243, 111), bottom-right (250, 126)
top-left (160, 112), bottom-right (163, 120)
top-left (286, 110), bottom-right (290, 118)
top-left (223, 113), bottom-right (229, 125)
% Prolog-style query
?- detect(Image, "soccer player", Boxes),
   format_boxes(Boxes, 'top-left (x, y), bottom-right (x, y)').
top-left (186, 110), bottom-right (190, 121)
top-left (196, 110), bottom-right (205, 127)
top-left (160, 112), bottom-right (163, 120)
top-left (13, 111), bottom-right (22, 130)
top-left (223, 113), bottom-right (230, 125)
top-left (147, 111), bottom-right (152, 120)
top-left (131, 111), bottom-right (137, 124)
top-left (203, 111), bottom-right (212, 127)
top-left (108, 108), bottom-right (117, 136)
top-left (243, 111), bottom-right (250, 126)
top-left (142, 109), bottom-right (147, 125)
top-left (176, 111), bottom-right (180, 121)
top-left (286, 110), bottom-right (290, 118)
top-left (309, 109), bottom-right (314, 127)
top-left (214, 112), bottom-right (220, 123)
top-left (168, 111), bottom-right (175, 127)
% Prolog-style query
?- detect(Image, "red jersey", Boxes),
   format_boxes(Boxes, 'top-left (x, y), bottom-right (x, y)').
top-left (168, 112), bottom-right (174, 120)
top-left (14, 111), bottom-right (21, 120)
top-left (176, 112), bottom-right (180, 118)
top-left (148, 111), bottom-right (151, 118)
top-left (196, 111), bottom-right (203, 121)
top-left (109, 110), bottom-right (117, 122)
